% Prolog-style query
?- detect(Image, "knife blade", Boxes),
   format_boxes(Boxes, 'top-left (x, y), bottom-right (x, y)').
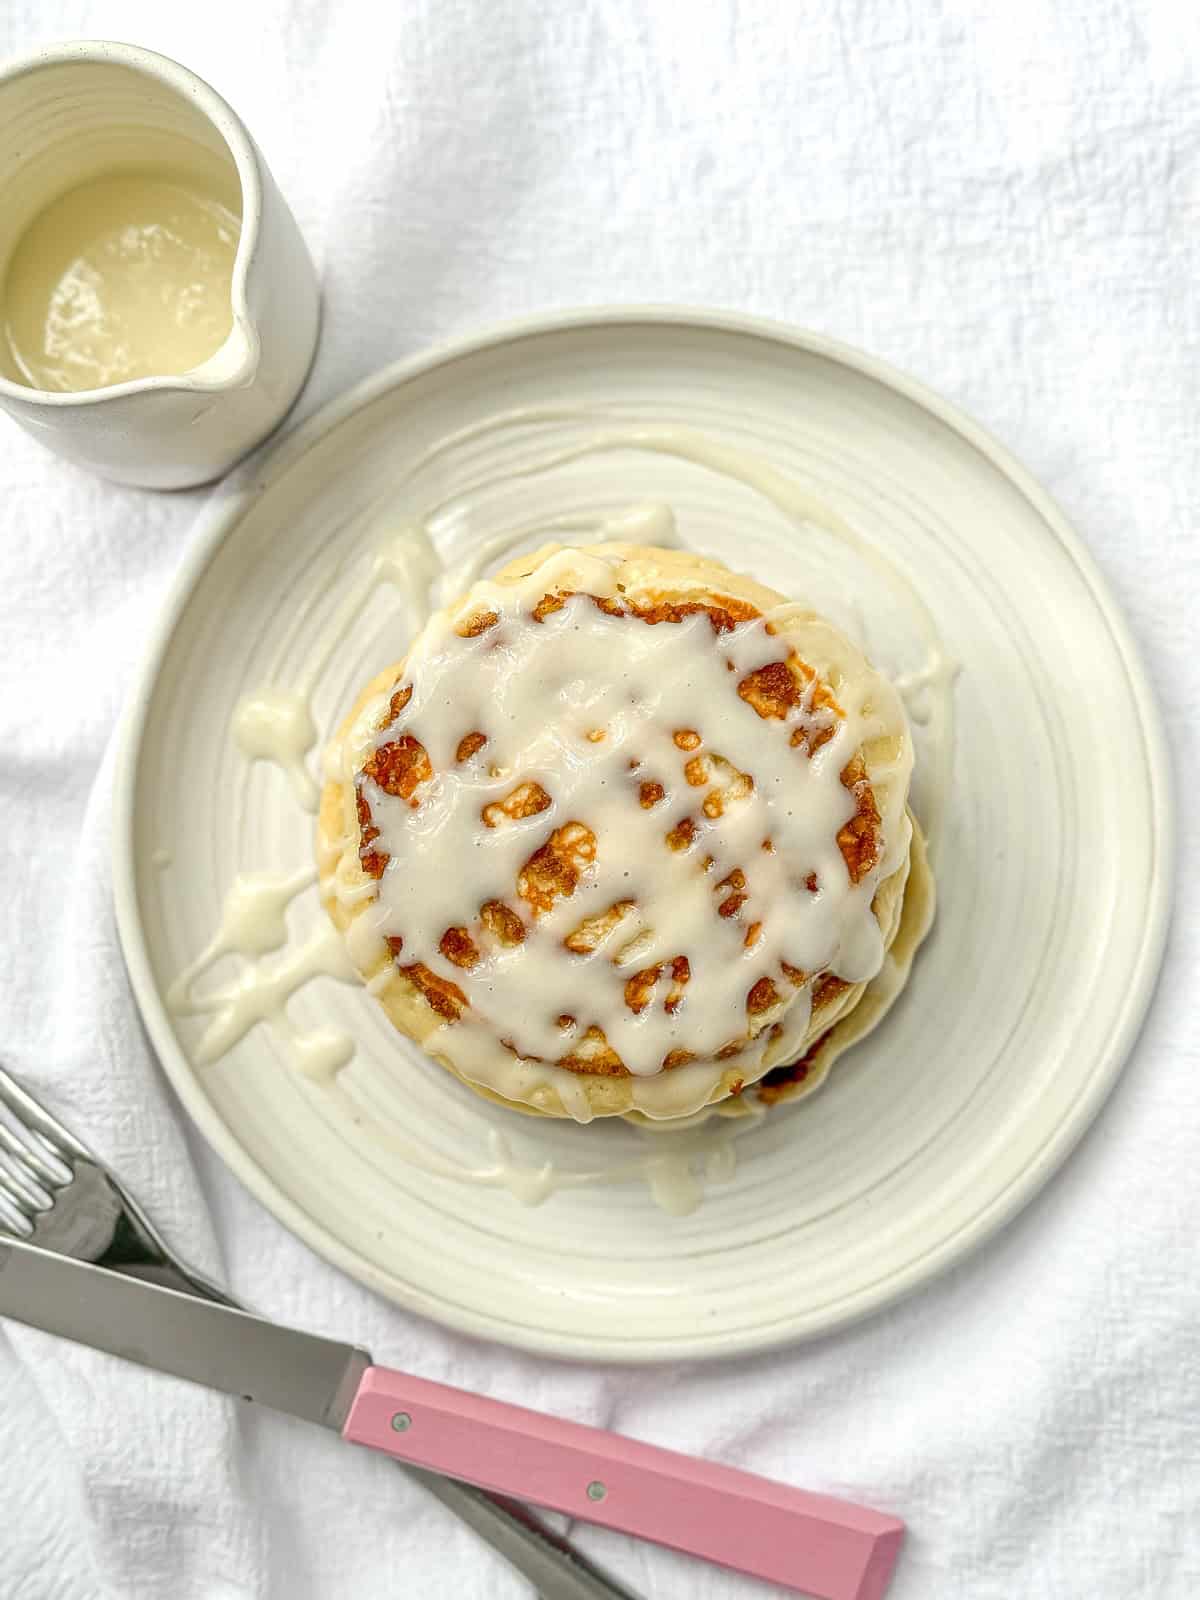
top-left (0, 1238), bottom-right (904, 1600)
top-left (0, 1235), bottom-right (369, 1425)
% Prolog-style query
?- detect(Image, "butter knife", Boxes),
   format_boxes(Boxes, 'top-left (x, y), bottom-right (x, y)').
top-left (0, 1239), bottom-right (903, 1600)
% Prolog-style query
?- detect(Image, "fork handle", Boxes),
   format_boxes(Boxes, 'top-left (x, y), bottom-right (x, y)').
top-left (344, 1367), bottom-right (903, 1600)
top-left (403, 1465), bottom-right (642, 1599)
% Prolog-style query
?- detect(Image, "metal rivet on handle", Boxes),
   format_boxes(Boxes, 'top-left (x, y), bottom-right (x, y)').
top-left (391, 1412), bottom-right (412, 1433)
top-left (586, 1480), bottom-right (607, 1501)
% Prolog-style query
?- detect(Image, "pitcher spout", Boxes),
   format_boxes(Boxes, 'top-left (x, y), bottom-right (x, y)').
top-left (191, 317), bottom-right (260, 390)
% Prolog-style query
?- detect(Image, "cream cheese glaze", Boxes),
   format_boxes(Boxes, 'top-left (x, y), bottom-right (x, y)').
top-left (321, 541), bottom-right (915, 1122)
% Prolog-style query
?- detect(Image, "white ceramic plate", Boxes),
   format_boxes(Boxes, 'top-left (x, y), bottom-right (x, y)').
top-left (114, 309), bottom-right (1172, 1361)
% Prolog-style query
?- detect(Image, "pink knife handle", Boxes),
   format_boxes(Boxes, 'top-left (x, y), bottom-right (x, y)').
top-left (343, 1366), bottom-right (902, 1599)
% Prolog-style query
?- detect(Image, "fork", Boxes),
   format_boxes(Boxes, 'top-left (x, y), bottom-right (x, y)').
top-left (0, 1065), bottom-right (638, 1600)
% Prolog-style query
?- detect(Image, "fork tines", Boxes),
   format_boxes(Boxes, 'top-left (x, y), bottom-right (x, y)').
top-left (0, 1069), bottom-right (74, 1234)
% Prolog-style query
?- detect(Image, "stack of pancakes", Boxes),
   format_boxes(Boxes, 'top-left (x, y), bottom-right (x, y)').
top-left (319, 543), bottom-right (934, 1125)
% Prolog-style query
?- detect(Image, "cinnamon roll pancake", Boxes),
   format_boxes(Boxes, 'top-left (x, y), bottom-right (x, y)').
top-left (318, 543), bottom-right (933, 1123)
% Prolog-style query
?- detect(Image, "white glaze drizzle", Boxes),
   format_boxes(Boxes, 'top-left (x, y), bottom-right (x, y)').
top-left (326, 1085), bottom-right (764, 1214)
top-left (168, 868), bottom-right (355, 1079)
top-left (167, 865), bottom-right (317, 1007)
top-left (172, 411), bottom-right (954, 1211)
top-left (344, 544), bottom-right (906, 1119)
top-left (180, 922), bottom-right (357, 1073)
top-left (231, 526), bottom-right (441, 813)
top-left (431, 501), bottom-right (679, 611)
top-left (233, 690), bottom-right (320, 809)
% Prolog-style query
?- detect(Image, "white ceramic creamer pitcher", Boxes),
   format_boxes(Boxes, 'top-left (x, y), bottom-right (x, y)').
top-left (0, 41), bottom-right (319, 488)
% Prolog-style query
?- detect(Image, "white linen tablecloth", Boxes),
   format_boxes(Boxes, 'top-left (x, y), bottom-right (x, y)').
top-left (1, 2), bottom-right (1196, 1596)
